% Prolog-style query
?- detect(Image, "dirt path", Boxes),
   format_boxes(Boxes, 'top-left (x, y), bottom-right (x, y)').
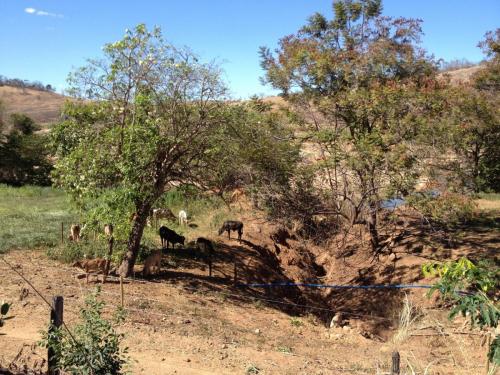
top-left (0, 246), bottom-right (491, 375)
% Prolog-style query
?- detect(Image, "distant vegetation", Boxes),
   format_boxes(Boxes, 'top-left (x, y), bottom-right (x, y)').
top-left (0, 184), bottom-right (76, 253)
top-left (0, 75), bottom-right (56, 93)
top-left (0, 106), bottom-right (52, 185)
top-left (440, 58), bottom-right (478, 72)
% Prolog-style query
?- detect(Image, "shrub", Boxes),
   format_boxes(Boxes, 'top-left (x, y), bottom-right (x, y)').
top-left (408, 192), bottom-right (476, 228)
top-left (39, 287), bottom-right (129, 374)
top-left (423, 258), bottom-right (499, 365)
top-left (0, 301), bottom-right (11, 327)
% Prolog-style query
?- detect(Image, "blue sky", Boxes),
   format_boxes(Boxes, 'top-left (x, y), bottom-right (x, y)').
top-left (0, 1), bottom-right (498, 98)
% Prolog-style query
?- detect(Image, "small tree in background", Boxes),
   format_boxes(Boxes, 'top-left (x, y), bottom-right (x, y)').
top-left (260, 0), bottom-right (445, 252)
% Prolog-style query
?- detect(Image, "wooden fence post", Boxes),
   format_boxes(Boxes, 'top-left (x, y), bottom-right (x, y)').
top-left (233, 260), bottom-right (238, 285)
top-left (60, 223), bottom-right (64, 245)
top-left (208, 253), bottom-right (212, 278)
top-left (120, 276), bottom-right (124, 308)
top-left (486, 333), bottom-right (491, 375)
top-left (391, 351), bottom-right (400, 375)
top-left (48, 296), bottom-right (64, 375)
top-left (104, 237), bottom-right (114, 284)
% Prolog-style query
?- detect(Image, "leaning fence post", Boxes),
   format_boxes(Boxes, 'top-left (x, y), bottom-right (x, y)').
top-left (60, 223), bottom-right (64, 245)
top-left (391, 351), bottom-right (400, 375)
top-left (48, 296), bottom-right (63, 375)
top-left (208, 253), bottom-right (213, 278)
top-left (233, 259), bottom-right (238, 285)
top-left (486, 333), bottom-right (492, 375)
top-left (120, 276), bottom-right (124, 308)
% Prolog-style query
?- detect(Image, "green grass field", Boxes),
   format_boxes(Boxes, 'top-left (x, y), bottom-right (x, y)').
top-left (0, 184), bottom-right (78, 253)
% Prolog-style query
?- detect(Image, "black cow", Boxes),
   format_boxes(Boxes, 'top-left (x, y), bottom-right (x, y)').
top-left (159, 226), bottom-right (185, 249)
top-left (196, 237), bottom-right (215, 255)
top-left (218, 220), bottom-right (243, 241)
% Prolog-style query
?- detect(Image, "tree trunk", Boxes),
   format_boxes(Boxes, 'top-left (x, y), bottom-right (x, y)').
top-left (118, 202), bottom-right (152, 277)
top-left (367, 204), bottom-right (379, 253)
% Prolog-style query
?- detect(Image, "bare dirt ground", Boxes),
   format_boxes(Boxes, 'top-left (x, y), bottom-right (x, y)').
top-left (1, 206), bottom-right (498, 375)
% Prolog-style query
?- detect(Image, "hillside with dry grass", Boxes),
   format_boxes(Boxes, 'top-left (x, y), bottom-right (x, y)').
top-left (0, 86), bottom-right (67, 127)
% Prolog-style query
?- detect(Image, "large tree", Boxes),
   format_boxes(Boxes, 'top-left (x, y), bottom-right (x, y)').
top-left (52, 25), bottom-right (229, 276)
top-left (260, 0), bottom-right (444, 252)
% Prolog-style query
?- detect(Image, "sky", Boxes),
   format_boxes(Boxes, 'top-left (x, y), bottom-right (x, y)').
top-left (0, 1), bottom-right (499, 98)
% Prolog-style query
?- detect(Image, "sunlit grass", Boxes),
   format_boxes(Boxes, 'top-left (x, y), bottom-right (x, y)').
top-left (0, 184), bottom-right (78, 253)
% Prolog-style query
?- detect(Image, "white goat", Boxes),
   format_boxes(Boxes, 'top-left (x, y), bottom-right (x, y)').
top-left (178, 210), bottom-right (188, 226)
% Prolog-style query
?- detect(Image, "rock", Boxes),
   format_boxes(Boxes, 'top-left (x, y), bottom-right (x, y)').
top-left (186, 358), bottom-right (191, 363)
top-left (222, 344), bottom-right (228, 349)
top-left (388, 253), bottom-right (397, 261)
top-left (330, 313), bottom-right (343, 328)
top-left (254, 328), bottom-right (261, 334)
top-left (342, 325), bottom-right (351, 331)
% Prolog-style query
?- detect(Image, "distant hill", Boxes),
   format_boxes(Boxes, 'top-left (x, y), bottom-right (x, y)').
top-left (0, 65), bottom-right (484, 129)
top-left (0, 85), bottom-right (67, 127)
top-left (441, 65), bottom-right (483, 85)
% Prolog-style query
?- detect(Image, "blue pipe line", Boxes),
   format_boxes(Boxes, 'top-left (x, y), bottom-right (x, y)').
top-left (237, 282), bottom-right (433, 290)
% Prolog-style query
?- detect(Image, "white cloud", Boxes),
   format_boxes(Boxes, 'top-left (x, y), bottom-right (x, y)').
top-left (24, 7), bottom-right (64, 18)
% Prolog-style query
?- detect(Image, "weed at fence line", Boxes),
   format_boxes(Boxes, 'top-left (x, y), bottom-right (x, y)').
top-left (38, 287), bottom-right (129, 374)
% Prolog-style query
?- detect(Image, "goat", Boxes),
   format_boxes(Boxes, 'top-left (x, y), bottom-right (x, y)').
top-left (142, 250), bottom-right (162, 277)
top-left (73, 258), bottom-right (108, 284)
top-left (218, 220), bottom-right (243, 241)
top-left (159, 226), bottom-right (185, 250)
top-left (69, 224), bottom-right (81, 242)
top-left (196, 237), bottom-right (214, 255)
top-left (178, 210), bottom-right (188, 226)
top-left (104, 223), bottom-right (113, 237)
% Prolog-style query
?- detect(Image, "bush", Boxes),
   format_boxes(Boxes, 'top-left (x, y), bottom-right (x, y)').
top-left (46, 239), bottom-right (124, 265)
top-left (423, 258), bottom-right (499, 365)
top-left (39, 287), bottom-right (129, 374)
top-left (408, 192), bottom-right (476, 228)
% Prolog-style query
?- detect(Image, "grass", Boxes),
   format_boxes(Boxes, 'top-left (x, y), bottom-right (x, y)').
top-left (392, 294), bottom-right (423, 345)
top-left (0, 184), bottom-right (78, 253)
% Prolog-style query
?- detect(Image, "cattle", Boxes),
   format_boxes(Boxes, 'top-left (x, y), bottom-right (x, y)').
top-left (178, 210), bottom-right (188, 226)
top-left (159, 226), bottom-right (185, 249)
top-left (142, 250), bottom-right (162, 277)
top-left (218, 220), bottom-right (243, 241)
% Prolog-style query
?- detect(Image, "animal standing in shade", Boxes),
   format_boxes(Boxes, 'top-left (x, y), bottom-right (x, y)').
top-left (218, 220), bottom-right (244, 241)
top-left (159, 226), bottom-right (185, 250)
top-left (196, 237), bottom-right (215, 255)
top-left (142, 250), bottom-right (162, 277)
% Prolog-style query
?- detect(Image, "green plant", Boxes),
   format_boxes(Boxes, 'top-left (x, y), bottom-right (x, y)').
top-left (246, 364), bottom-right (260, 374)
top-left (277, 345), bottom-right (293, 354)
top-left (423, 258), bottom-right (499, 365)
top-left (39, 287), bottom-right (129, 374)
top-left (290, 317), bottom-right (303, 327)
top-left (0, 301), bottom-right (11, 327)
top-left (408, 192), bottom-right (476, 228)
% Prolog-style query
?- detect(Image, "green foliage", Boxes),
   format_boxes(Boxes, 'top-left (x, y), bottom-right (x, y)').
top-left (0, 184), bottom-right (77, 253)
top-left (407, 192), bottom-right (476, 228)
top-left (39, 287), bottom-right (129, 374)
top-left (0, 113), bottom-right (52, 186)
top-left (423, 258), bottom-right (499, 364)
top-left (10, 113), bottom-right (38, 135)
top-left (0, 301), bottom-right (11, 327)
top-left (52, 24), bottom-right (236, 275)
top-left (260, 0), bottom-right (445, 250)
